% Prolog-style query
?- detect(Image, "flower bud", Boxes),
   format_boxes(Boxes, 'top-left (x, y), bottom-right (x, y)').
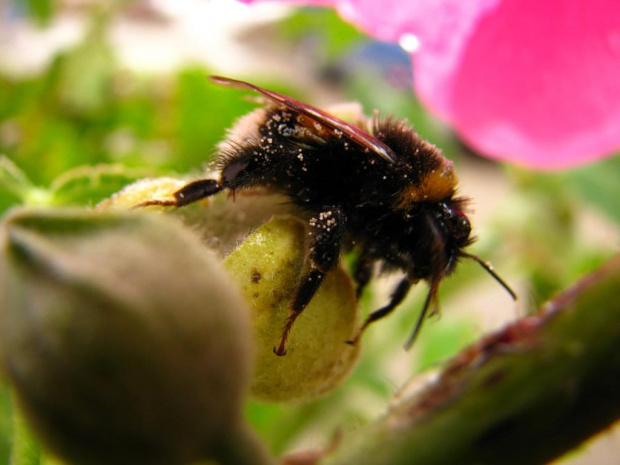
top-left (224, 217), bottom-right (360, 403)
top-left (0, 208), bottom-right (260, 465)
top-left (96, 177), bottom-right (188, 211)
top-left (97, 177), bottom-right (291, 257)
top-left (99, 178), bottom-right (361, 402)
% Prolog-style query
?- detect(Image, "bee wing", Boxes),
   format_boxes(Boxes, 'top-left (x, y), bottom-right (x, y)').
top-left (210, 75), bottom-right (396, 164)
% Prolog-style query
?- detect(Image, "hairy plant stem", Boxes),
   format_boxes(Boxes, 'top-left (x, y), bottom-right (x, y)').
top-left (320, 255), bottom-right (620, 465)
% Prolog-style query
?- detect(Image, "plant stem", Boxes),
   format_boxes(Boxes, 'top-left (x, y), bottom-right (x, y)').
top-left (322, 255), bottom-right (620, 465)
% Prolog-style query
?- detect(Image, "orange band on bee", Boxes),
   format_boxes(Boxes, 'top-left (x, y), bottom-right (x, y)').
top-left (395, 160), bottom-right (458, 208)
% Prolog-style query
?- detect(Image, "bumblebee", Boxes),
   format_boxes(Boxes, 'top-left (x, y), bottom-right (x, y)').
top-left (142, 76), bottom-right (516, 355)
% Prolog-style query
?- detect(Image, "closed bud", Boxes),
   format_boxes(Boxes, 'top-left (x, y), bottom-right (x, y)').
top-left (0, 208), bottom-right (265, 465)
top-left (99, 178), bottom-right (361, 402)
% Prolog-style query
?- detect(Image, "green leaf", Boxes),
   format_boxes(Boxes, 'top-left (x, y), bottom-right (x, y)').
top-left (19, 0), bottom-right (55, 24)
top-left (56, 11), bottom-right (115, 115)
top-left (0, 156), bottom-right (54, 212)
top-left (564, 156), bottom-right (620, 225)
top-left (0, 383), bottom-right (11, 465)
top-left (10, 402), bottom-right (42, 465)
top-left (49, 164), bottom-right (152, 206)
top-left (172, 68), bottom-right (255, 171)
top-left (279, 8), bottom-right (367, 60)
top-left (0, 156), bottom-right (33, 205)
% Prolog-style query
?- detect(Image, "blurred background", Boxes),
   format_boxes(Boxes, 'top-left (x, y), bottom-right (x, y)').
top-left (0, 1), bottom-right (618, 463)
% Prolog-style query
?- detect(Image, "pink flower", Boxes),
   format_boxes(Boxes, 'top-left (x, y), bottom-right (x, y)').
top-left (241, 0), bottom-right (620, 169)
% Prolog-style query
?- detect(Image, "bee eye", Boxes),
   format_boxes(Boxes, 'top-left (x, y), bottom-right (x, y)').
top-left (452, 213), bottom-right (471, 242)
top-left (438, 203), bottom-right (471, 243)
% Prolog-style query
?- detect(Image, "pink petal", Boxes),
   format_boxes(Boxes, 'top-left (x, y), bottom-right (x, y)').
top-left (444, 0), bottom-right (620, 169)
top-left (241, 0), bottom-right (620, 169)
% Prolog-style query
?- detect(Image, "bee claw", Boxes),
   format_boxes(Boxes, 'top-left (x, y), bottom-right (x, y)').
top-left (273, 346), bottom-right (287, 357)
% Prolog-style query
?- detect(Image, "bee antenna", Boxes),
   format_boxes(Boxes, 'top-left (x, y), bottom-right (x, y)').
top-left (459, 251), bottom-right (517, 301)
top-left (404, 281), bottom-right (440, 350)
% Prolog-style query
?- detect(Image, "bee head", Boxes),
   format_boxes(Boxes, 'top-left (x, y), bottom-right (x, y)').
top-left (431, 201), bottom-right (473, 253)
top-left (442, 203), bottom-right (473, 248)
top-left (394, 200), bottom-right (473, 282)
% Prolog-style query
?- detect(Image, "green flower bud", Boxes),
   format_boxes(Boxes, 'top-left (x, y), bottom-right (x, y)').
top-left (0, 208), bottom-right (264, 465)
top-left (97, 177), bottom-right (291, 257)
top-left (99, 178), bottom-right (361, 402)
top-left (96, 177), bottom-right (188, 211)
top-left (224, 217), bottom-right (360, 403)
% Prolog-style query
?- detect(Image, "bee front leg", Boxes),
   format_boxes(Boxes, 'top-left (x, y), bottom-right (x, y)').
top-left (274, 206), bottom-right (345, 356)
top-left (136, 179), bottom-right (223, 208)
top-left (347, 278), bottom-right (412, 345)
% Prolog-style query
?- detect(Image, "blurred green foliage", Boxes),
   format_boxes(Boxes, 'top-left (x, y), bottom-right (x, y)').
top-left (279, 7), bottom-right (367, 61)
top-left (13, 0), bottom-right (55, 25)
top-left (565, 156), bottom-right (620, 224)
top-left (0, 385), bottom-right (10, 464)
top-left (0, 4), bottom-right (618, 465)
top-left (0, 11), bottom-right (255, 208)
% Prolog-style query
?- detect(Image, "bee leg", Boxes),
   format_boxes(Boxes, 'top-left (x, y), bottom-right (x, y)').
top-left (403, 279), bottom-right (440, 349)
top-left (274, 206), bottom-right (345, 356)
top-left (273, 267), bottom-right (326, 357)
top-left (353, 251), bottom-right (374, 299)
top-left (347, 278), bottom-right (412, 345)
top-left (136, 179), bottom-right (223, 208)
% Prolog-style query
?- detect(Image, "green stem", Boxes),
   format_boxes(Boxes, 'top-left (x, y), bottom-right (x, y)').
top-left (322, 254), bottom-right (620, 465)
